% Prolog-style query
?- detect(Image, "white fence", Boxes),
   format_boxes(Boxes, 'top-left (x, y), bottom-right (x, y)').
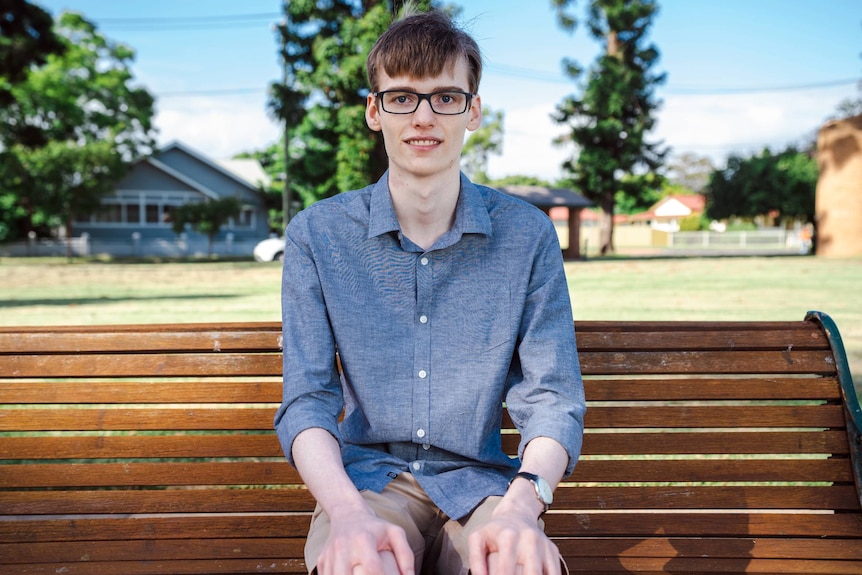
top-left (668, 230), bottom-right (809, 253)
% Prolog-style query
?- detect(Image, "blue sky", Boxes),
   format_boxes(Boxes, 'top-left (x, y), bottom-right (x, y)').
top-left (34, 0), bottom-right (862, 181)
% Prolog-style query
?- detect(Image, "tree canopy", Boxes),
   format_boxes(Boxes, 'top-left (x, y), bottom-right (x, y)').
top-left (552, 0), bottom-right (666, 255)
top-left (705, 147), bottom-right (818, 225)
top-left (0, 8), bottom-right (155, 242)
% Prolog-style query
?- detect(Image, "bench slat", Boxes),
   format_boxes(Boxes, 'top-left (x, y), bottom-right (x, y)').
top-left (583, 377), bottom-right (842, 401)
top-left (0, 381), bottom-right (284, 404)
top-left (0, 353), bottom-right (282, 378)
top-left (580, 349), bottom-right (836, 375)
top-left (0, 323), bottom-right (282, 354)
top-left (2, 458), bottom-right (852, 488)
top-left (567, 458), bottom-right (854, 483)
top-left (556, 536), bottom-right (862, 560)
top-left (575, 326), bottom-right (829, 351)
top-left (0, 489), bottom-right (314, 515)
top-left (1, 461), bottom-right (301, 487)
top-left (3, 485), bottom-right (857, 515)
top-left (565, 557), bottom-right (862, 575)
top-left (0, 538), bottom-right (306, 567)
top-left (0, 407), bottom-right (275, 431)
top-left (0, 559), bottom-right (305, 575)
top-left (1, 403), bottom-right (845, 432)
top-left (542, 512), bottom-right (862, 538)
top-left (0, 349), bottom-right (836, 378)
top-left (554, 484), bottom-right (862, 510)
top-left (1, 377), bottom-right (841, 404)
top-left (4, 430), bottom-right (849, 460)
top-left (2, 512), bottom-right (858, 543)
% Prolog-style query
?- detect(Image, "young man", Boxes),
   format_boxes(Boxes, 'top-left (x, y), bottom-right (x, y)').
top-left (275, 8), bottom-right (585, 575)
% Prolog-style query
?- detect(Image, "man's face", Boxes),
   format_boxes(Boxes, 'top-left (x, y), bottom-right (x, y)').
top-left (366, 57), bottom-right (482, 181)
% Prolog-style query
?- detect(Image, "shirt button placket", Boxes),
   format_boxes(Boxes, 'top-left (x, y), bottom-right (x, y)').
top-left (413, 253), bottom-right (432, 456)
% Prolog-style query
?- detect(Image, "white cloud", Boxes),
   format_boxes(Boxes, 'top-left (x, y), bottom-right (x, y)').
top-left (153, 95), bottom-right (281, 159)
top-left (485, 102), bottom-right (573, 182)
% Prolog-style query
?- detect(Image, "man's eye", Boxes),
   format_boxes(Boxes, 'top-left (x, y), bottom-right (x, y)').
top-left (392, 93), bottom-right (415, 104)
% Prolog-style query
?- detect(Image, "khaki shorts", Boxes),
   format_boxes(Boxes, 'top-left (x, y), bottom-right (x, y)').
top-left (305, 473), bottom-right (567, 575)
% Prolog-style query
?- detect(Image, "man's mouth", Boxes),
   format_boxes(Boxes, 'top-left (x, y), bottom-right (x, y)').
top-left (405, 138), bottom-right (441, 146)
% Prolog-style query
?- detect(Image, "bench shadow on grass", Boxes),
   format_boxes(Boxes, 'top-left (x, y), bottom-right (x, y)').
top-left (0, 294), bottom-right (240, 309)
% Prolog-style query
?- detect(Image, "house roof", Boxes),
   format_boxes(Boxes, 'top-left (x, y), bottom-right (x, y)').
top-left (216, 158), bottom-right (271, 188)
top-left (159, 141), bottom-right (263, 193)
top-left (497, 185), bottom-right (593, 209)
top-left (649, 194), bottom-right (706, 217)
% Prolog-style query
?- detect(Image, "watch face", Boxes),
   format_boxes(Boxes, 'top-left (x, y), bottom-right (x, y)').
top-left (536, 477), bottom-right (553, 505)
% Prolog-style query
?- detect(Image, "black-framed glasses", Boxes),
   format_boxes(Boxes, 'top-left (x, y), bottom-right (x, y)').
top-left (374, 90), bottom-right (474, 115)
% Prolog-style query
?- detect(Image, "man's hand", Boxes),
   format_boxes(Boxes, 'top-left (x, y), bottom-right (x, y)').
top-left (315, 505), bottom-right (415, 575)
top-left (466, 508), bottom-right (562, 575)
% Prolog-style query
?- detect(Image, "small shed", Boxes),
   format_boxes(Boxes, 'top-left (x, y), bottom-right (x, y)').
top-left (816, 114), bottom-right (862, 257)
top-left (498, 185), bottom-right (593, 260)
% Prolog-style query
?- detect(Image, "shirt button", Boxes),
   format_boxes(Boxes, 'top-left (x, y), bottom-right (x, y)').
top-left (412, 462), bottom-right (421, 471)
top-left (418, 370), bottom-right (427, 379)
top-left (417, 429), bottom-right (426, 438)
top-left (420, 257), bottom-right (429, 266)
top-left (419, 315), bottom-right (428, 324)
top-left (422, 444), bottom-right (431, 451)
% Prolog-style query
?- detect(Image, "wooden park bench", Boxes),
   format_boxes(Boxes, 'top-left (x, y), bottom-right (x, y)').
top-left (1, 311), bottom-right (860, 574)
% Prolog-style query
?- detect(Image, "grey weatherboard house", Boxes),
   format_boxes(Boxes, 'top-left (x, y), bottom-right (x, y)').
top-left (73, 141), bottom-right (271, 258)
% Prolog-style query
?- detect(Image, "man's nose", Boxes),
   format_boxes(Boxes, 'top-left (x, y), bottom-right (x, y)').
top-left (413, 97), bottom-right (436, 123)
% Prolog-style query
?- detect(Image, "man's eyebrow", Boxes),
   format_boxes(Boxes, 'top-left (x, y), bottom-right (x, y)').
top-left (379, 85), bottom-right (470, 93)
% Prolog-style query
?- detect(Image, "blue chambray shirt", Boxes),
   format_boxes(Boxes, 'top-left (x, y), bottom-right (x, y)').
top-left (274, 172), bottom-right (585, 521)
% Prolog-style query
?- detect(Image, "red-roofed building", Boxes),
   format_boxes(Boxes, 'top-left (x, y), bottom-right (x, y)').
top-left (624, 194), bottom-right (706, 231)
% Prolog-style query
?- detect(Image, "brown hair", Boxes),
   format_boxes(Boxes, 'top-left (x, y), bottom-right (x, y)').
top-left (366, 9), bottom-right (482, 94)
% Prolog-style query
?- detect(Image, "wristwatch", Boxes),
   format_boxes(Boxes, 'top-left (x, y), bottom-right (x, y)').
top-left (509, 471), bottom-right (553, 515)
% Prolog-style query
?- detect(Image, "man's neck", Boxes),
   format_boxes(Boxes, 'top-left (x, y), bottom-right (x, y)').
top-left (388, 170), bottom-right (460, 251)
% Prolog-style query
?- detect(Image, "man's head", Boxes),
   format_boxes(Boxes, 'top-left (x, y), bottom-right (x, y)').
top-left (366, 9), bottom-right (482, 95)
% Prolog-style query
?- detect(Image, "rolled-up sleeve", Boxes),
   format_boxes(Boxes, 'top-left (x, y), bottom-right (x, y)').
top-left (504, 220), bottom-right (586, 477)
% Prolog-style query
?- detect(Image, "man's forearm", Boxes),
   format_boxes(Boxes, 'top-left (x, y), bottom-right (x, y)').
top-left (499, 436), bottom-right (569, 519)
top-left (292, 427), bottom-right (370, 520)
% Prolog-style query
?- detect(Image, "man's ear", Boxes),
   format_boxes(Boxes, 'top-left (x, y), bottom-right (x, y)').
top-left (366, 93), bottom-right (382, 132)
top-left (466, 94), bottom-right (483, 132)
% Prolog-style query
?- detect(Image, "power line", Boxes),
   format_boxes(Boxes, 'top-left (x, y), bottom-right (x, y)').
top-left (92, 12), bottom-right (279, 29)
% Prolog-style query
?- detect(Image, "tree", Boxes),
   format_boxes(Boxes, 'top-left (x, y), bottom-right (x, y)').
top-left (268, 1), bottom-right (443, 215)
top-left (0, 11), bottom-right (155, 244)
top-left (665, 152), bottom-right (715, 193)
top-left (705, 147), bottom-right (818, 226)
top-left (0, 0), bottom-right (65, 107)
top-left (461, 106), bottom-right (504, 184)
top-left (551, 0), bottom-right (666, 255)
top-left (171, 197), bottom-right (242, 256)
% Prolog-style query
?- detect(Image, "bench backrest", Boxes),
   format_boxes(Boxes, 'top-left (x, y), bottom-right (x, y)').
top-left (1, 313), bottom-right (860, 574)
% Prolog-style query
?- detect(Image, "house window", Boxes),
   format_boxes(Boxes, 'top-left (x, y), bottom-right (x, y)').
top-left (145, 203), bottom-right (161, 224)
top-left (127, 203), bottom-right (140, 224)
top-left (230, 207), bottom-right (254, 229)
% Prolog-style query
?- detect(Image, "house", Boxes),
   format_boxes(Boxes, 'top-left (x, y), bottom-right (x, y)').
top-left (497, 185), bottom-right (593, 260)
top-left (624, 194), bottom-right (706, 232)
top-left (73, 141), bottom-right (271, 258)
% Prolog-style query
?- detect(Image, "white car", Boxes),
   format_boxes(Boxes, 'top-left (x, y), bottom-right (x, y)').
top-left (253, 237), bottom-right (286, 262)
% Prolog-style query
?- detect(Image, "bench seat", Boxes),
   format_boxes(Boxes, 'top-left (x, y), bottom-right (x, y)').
top-left (1, 311), bottom-right (860, 574)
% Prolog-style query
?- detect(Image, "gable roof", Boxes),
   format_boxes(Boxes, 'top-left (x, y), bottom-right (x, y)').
top-left (159, 140), bottom-right (262, 193)
top-left (649, 194), bottom-right (706, 217)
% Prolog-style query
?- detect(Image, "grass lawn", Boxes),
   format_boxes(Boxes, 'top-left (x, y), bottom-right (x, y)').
top-left (1, 255), bottom-right (860, 389)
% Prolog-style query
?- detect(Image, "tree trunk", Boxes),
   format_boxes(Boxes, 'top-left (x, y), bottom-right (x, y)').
top-left (599, 192), bottom-right (615, 256)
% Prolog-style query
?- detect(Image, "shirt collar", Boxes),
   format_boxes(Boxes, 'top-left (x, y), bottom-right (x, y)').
top-left (368, 171), bottom-right (492, 241)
